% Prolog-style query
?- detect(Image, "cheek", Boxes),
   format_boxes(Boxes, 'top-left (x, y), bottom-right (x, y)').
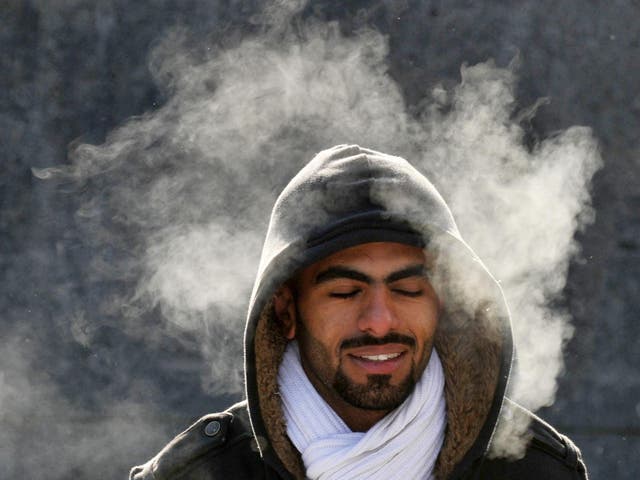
top-left (296, 306), bottom-right (344, 355)
top-left (301, 318), bottom-right (348, 356)
top-left (403, 302), bottom-right (439, 339)
top-left (299, 298), bottom-right (359, 339)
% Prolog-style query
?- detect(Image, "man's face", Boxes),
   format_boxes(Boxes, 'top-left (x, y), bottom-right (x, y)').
top-left (276, 242), bottom-right (440, 418)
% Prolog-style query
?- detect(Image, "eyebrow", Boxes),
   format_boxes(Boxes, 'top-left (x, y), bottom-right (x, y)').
top-left (314, 266), bottom-right (371, 285)
top-left (314, 264), bottom-right (428, 285)
top-left (385, 264), bottom-right (428, 283)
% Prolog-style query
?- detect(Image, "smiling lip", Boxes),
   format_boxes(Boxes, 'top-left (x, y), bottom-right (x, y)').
top-left (346, 344), bottom-right (409, 375)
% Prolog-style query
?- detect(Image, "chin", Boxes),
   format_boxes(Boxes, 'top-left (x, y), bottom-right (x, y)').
top-left (334, 368), bottom-right (417, 410)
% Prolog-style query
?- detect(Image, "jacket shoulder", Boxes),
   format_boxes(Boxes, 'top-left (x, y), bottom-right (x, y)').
top-left (129, 401), bottom-right (266, 480)
top-left (478, 398), bottom-right (588, 479)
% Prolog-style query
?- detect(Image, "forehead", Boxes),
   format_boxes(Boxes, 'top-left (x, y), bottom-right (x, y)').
top-left (298, 242), bottom-right (428, 281)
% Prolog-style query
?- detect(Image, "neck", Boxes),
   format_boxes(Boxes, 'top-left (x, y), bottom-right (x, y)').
top-left (331, 402), bottom-right (388, 432)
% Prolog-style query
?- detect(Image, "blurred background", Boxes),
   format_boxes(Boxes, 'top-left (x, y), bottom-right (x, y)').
top-left (1, 1), bottom-right (638, 478)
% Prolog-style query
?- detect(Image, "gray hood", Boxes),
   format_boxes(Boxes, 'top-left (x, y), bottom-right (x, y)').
top-left (243, 145), bottom-right (513, 479)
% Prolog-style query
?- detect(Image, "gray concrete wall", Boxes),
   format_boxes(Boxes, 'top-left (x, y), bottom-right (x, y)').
top-left (1, 1), bottom-right (638, 478)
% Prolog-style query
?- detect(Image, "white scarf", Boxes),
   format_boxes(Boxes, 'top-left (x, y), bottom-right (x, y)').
top-left (278, 341), bottom-right (446, 480)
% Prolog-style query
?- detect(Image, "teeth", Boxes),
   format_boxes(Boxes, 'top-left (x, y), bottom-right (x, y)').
top-left (358, 353), bottom-right (401, 362)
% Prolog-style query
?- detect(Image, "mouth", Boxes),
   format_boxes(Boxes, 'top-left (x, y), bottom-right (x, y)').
top-left (345, 344), bottom-right (410, 375)
top-left (353, 352), bottom-right (402, 362)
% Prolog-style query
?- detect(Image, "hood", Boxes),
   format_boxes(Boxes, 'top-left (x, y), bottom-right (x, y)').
top-left (243, 144), bottom-right (513, 479)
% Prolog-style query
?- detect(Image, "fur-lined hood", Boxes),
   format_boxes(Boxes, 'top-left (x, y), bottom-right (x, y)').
top-left (243, 144), bottom-right (513, 480)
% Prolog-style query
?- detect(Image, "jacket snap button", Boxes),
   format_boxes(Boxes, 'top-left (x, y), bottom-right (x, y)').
top-left (204, 420), bottom-right (221, 437)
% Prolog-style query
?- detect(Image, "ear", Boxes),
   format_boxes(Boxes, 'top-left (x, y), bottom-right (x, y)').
top-left (273, 284), bottom-right (297, 339)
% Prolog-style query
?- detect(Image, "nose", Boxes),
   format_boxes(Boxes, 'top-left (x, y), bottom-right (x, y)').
top-left (357, 287), bottom-right (397, 337)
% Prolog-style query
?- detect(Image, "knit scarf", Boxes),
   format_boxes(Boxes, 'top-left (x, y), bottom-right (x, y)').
top-left (278, 341), bottom-right (446, 480)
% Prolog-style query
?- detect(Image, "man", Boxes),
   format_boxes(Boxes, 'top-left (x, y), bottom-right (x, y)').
top-left (131, 145), bottom-right (588, 479)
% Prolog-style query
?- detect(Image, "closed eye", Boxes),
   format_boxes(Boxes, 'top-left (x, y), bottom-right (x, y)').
top-left (329, 290), bottom-right (361, 299)
top-left (392, 288), bottom-right (423, 297)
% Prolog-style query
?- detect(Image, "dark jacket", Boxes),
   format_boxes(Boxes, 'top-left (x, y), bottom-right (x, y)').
top-left (131, 145), bottom-right (588, 479)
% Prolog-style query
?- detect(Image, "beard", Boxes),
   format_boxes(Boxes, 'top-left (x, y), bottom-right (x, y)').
top-left (332, 362), bottom-right (418, 410)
